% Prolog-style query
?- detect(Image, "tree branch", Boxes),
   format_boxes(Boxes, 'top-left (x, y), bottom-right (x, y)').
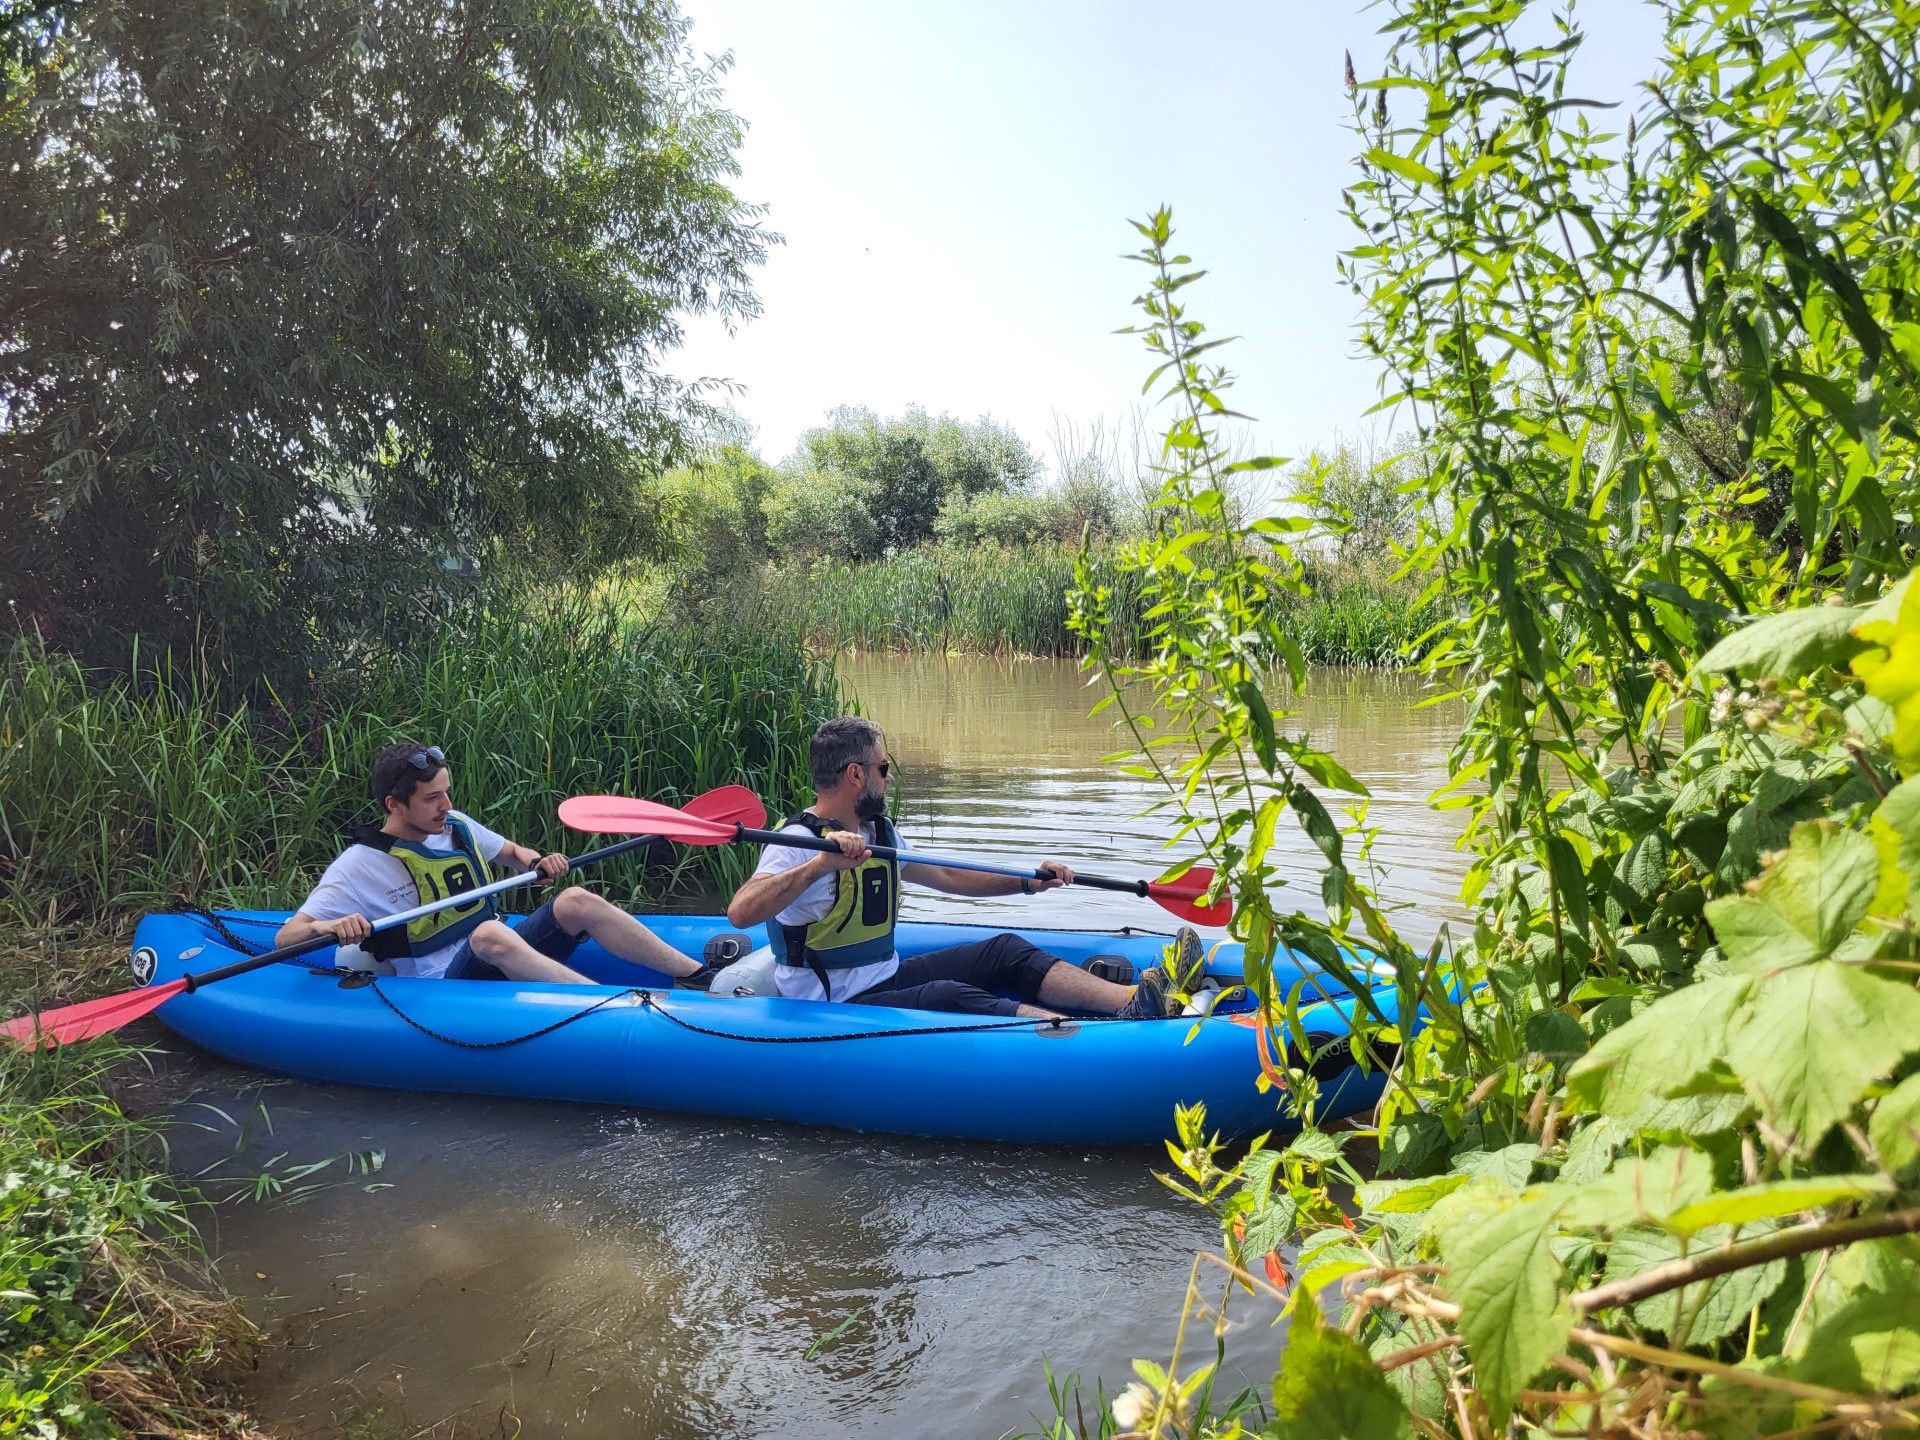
top-left (1569, 1207), bottom-right (1920, 1315)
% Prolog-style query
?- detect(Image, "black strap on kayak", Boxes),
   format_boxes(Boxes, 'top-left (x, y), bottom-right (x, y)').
top-left (361, 979), bottom-right (655, 1049)
top-left (629, 992), bottom-right (1124, 1042)
top-left (355, 981), bottom-right (1141, 1048)
top-left (169, 905), bottom-right (276, 956)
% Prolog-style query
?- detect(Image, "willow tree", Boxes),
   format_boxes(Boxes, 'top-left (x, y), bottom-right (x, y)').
top-left (0, 0), bottom-right (768, 673)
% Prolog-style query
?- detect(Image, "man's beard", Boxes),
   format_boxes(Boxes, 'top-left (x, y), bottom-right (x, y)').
top-left (854, 786), bottom-right (887, 822)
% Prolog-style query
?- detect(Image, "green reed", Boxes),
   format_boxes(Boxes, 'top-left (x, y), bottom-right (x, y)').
top-left (767, 542), bottom-right (1435, 665)
top-left (0, 594), bottom-right (841, 931)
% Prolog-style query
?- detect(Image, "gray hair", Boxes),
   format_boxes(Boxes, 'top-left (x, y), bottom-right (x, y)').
top-left (810, 716), bottom-right (884, 790)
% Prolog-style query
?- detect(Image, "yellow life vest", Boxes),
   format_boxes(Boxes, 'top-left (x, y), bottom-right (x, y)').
top-left (353, 816), bottom-right (496, 961)
top-left (767, 811), bottom-right (900, 997)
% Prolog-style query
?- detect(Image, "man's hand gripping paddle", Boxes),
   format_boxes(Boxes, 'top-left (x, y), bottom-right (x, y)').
top-left (556, 793), bottom-right (1233, 927)
top-left (1, 785), bottom-right (768, 1050)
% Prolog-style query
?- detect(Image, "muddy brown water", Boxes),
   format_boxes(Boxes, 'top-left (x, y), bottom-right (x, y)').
top-left (156, 658), bottom-right (1465, 1439)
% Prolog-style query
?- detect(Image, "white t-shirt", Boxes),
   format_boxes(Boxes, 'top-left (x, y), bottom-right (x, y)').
top-left (298, 811), bottom-right (510, 979)
top-left (754, 821), bottom-right (900, 1002)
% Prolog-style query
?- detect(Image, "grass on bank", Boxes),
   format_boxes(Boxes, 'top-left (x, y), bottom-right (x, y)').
top-left (1, 1027), bottom-right (264, 1440)
top-left (752, 543), bottom-right (1437, 665)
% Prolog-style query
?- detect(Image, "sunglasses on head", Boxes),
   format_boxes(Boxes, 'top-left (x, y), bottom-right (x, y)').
top-left (378, 745), bottom-right (447, 799)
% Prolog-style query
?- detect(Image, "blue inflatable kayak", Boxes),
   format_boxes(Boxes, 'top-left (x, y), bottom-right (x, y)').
top-left (129, 909), bottom-right (1392, 1145)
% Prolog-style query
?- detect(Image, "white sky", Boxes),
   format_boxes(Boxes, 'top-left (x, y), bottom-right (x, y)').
top-left (669, 1), bottom-right (1666, 476)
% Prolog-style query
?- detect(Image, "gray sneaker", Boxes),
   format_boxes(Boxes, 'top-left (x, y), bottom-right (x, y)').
top-left (1167, 926), bottom-right (1208, 993)
top-left (1118, 965), bottom-right (1170, 1020)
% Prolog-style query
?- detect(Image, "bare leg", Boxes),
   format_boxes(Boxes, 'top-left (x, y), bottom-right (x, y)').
top-left (466, 920), bottom-right (595, 984)
top-left (1035, 960), bottom-right (1134, 1015)
top-left (551, 889), bottom-right (701, 978)
top-left (1014, 1001), bottom-right (1068, 1020)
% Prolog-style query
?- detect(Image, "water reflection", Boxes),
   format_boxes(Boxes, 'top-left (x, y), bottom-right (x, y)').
top-left (842, 654), bottom-right (1467, 939)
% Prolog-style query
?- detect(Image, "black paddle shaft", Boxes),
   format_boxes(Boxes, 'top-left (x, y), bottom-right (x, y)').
top-left (179, 832), bottom-right (664, 991)
top-left (731, 825), bottom-right (1153, 897)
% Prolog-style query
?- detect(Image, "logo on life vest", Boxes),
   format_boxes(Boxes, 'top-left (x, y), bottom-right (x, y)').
top-left (131, 947), bottom-right (157, 986)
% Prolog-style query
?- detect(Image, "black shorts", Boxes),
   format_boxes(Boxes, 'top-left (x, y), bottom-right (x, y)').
top-left (442, 900), bottom-right (580, 981)
top-left (850, 932), bottom-right (1060, 1017)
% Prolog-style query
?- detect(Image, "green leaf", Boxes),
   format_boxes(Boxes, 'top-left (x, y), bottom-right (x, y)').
top-left (1242, 1190), bottom-right (1299, 1259)
top-left (1710, 821), bottom-right (1877, 975)
top-left (1545, 835), bottom-right (1591, 936)
top-left (1560, 1145), bottom-right (1714, 1228)
top-left (1525, 1008), bottom-right (1589, 1062)
top-left (1794, 1284), bottom-right (1920, 1394)
top-left (1364, 146), bottom-right (1441, 187)
top-left (1435, 1191), bottom-right (1571, 1425)
top-left (1566, 975), bottom-right (1754, 1116)
top-left (1269, 1306), bottom-right (1412, 1440)
top-left (1726, 961), bottom-right (1920, 1154)
top-left (1287, 1129), bottom-right (1349, 1163)
top-left (1869, 1073), bottom-right (1920, 1175)
top-left (1605, 1225), bottom-right (1788, 1344)
top-left (1236, 679), bottom-right (1279, 773)
top-left (1450, 1143), bottom-right (1541, 1189)
top-left (1294, 748), bottom-right (1371, 796)
top-left (1357, 1173), bottom-right (1471, 1215)
top-left (1694, 605), bottom-right (1868, 678)
top-left (1877, 777), bottom-right (1920, 912)
top-left (1665, 1175), bottom-right (1893, 1236)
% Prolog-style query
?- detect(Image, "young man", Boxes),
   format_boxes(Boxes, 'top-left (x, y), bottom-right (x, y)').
top-left (275, 741), bottom-right (705, 984)
top-left (726, 716), bottom-right (1190, 1019)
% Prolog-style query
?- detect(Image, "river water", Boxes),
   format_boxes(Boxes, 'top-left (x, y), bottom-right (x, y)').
top-left (158, 657), bottom-right (1465, 1440)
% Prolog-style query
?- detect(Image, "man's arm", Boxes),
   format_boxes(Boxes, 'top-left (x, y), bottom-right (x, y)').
top-left (274, 910), bottom-right (373, 948)
top-left (902, 860), bottom-right (1076, 897)
top-left (727, 832), bottom-right (869, 929)
top-left (495, 839), bottom-right (567, 881)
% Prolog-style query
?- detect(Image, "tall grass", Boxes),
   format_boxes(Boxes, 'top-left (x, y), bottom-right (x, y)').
top-left (765, 543), bottom-right (1146, 657)
top-left (764, 542), bottom-right (1438, 666)
top-left (0, 593), bottom-right (841, 934)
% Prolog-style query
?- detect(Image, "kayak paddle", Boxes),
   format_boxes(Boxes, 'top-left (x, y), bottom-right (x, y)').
top-left (556, 793), bottom-right (1233, 926)
top-left (2, 785), bottom-right (768, 1050)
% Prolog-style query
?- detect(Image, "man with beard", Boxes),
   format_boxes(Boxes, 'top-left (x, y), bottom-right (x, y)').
top-left (725, 716), bottom-right (1184, 1019)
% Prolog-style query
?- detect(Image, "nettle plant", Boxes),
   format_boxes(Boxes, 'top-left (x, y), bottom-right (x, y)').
top-left (1064, 1), bottom-right (1920, 1436)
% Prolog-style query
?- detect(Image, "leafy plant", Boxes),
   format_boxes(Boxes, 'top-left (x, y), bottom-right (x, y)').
top-left (1067, 1), bottom-right (1920, 1433)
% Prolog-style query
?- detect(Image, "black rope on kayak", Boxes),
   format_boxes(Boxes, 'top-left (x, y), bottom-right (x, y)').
top-left (363, 979), bottom-right (654, 1049)
top-left (630, 992), bottom-right (1131, 1043)
top-left (168, 905), bottom-right (275, 957)
top-left (358, 984), bottom-right (1152, 1049)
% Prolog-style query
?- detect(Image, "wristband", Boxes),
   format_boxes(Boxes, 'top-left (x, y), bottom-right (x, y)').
top-left (1021, 877), bottom-right (1034, 895)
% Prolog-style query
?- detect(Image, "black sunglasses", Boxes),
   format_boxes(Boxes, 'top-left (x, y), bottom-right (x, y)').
top-left (852, 757), bottom-right (891, 778)
top-left (378, 745), bottom-right (447, 800)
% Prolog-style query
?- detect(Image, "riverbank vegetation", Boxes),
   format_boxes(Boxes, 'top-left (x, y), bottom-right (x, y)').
top-left (1, 1034), bottom-right (263, 1439)
top-left (654, 408), bottom-right (1439, 663)
top-left (1056, 1), bottom-right (1920, 1435)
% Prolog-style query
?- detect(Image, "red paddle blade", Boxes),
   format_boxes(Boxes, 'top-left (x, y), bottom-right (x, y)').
top-left (557, 794), bottom-right (739, 845)
top-left (684, 785), bottom-right (767, 830)
top-left (1146, 866), bottom-right (1233, 926)
top-left (1, 977), bottom-right (189, 1050)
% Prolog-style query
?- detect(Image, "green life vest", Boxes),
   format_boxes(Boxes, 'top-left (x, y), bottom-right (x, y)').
top-left (767, 811), bottom-right (900, 999)
top-left (352, 815), bottom-right (497, 962)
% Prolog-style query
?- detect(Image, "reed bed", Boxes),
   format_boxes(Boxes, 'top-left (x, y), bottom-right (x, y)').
top-left (767, 543), bottom-right (1437, 665)
top-left (0, 595), bottom-right (840, 937)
